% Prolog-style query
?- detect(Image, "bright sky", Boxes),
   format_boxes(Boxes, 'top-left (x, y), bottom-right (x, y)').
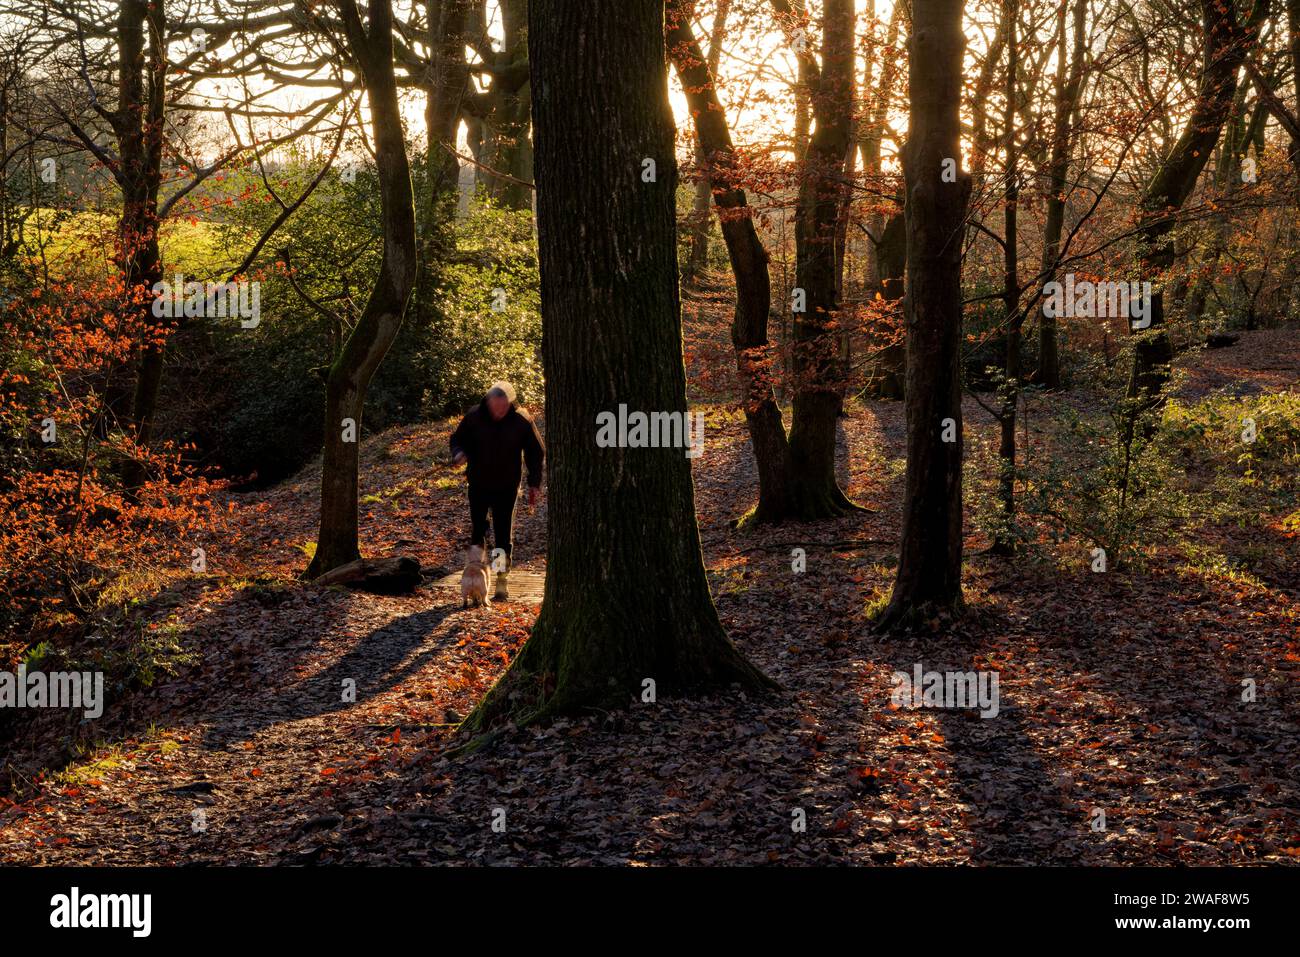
top-left (161, 0), bottom-right (907, 170)
top-left (14, 0), bottom-right (1162, 187)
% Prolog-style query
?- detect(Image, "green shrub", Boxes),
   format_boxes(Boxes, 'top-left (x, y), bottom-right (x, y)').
top-left (1162, 389), bottom-right (1300, 521)
top-left (176, 158), bottom-right (542, 483)
top-left (419, 199), bottom-right (542, 416)
top-left (1015, 387), bottom-right (1192, 568)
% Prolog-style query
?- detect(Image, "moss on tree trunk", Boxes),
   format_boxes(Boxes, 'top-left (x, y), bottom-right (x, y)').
top-left (306, 0), bottom-right (418, 579)
top-left (463, 0), bottom-right (773, 733)
top-left (785, 0), bottom-right (860, 521)
top-left (877, 0), bottom-right (971, 630)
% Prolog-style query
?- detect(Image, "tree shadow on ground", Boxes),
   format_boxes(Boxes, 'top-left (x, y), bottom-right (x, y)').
top-left (944, 553), bottom-right (1300, 864)
top-left (860, 619), bottom-right (1083, 864)
top-left (1, 576), bottom-right (466, 791)
top-left (198, 604), bottom-right (460, 751)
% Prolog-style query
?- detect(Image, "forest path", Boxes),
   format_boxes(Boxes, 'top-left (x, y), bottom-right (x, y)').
top-left (0, 559), bottom-right (540, 864)
top-left (430, 569), bottom-right (546, 604)
top-left (2, 330), bottom-right (1298, 864)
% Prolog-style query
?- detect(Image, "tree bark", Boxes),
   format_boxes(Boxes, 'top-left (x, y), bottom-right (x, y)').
top-left (1035, 0), bottom-right (1086, 389)
top-left (786, 0), bottom-right (859, 518)
top-left (859, 4), bottom-right (906, 401)
top-left (685, 0), bottom-right (731, 285)
top-left (472, 0), bottom-right (532, 210)
top-left (464, 0), bottom-right (772, 728)
top-left (1183, 88), bottom-right (1262, 328)
top-left (421, 0), bottom-right (471, 263)
top-left (1290, 0), bottom-right (1300, 201)
top-left (410, 0), bottom-right (471, 350)
top-left (114, 0), bottom-right (167, 492)
top-left (858, 0), bottom-right (902, 204)
top-left (862, 203), bottom-right (906, 399)
top-left (667, 0), bottom-right (795, 524)
top-left (1285, 0), bottom-right (1300, 317)
top-left (993, 0), bottom-right (1020, 556)
top-left (306, 0), bottom-right (418, 577)
top-left (832, 77), bottom-right (857, 401)
top-left (1125, 0), bottom-right (1264, 430)
top-left (312, 556), bottom-right (422, 594)
top-left (878, 0), bottom-right (971, 629)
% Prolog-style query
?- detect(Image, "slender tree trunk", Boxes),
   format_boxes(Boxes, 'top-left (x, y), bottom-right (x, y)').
top-left (794, 80), bottom-right (810, 158)
top-left (1183, 91), bottom-right (1261, 327)
top-left (863, 203), bottom-right (906, 399)
top-left (833, 104), bottom-right (857, 406)
top-left (857, 0), bottom-right (899, 208)
top-left (685, 0), bottom-right (731, 285)
top-left (787, 0), bottom-right (859, 518)
top-left (1125, 0), bottom-right (1263, 432)
top-left (969, 10), bottom-right (1009, 182)
top-left (877, 0), bottom-right (971, 629)
top-left (667, 0), bottom-right (794, 524)
top-left (306, 0), bottom-right (419, 577)
top-left (1036, 0), bottom-right (1085, 389)
top-left (464, 0), bottom-right (771, 729)
top-left (993, 0), bottom-right (1020, 556)
top-left (115, 0), bottom-right (166, 492)
top-left (411, 0), bottom-right (471, 347)
top-left (1290, 0), bottom-right (1300, 201)
top-left (1241, 10), bottom-right (1300, 318)
top-left (421, 0), bottom-right (470, 263)
top-left (1284, 0), bottom-right (1300, 317)
top-left (686, 144), bottom-right (713, 283)
top-left (859, 4), bottom-right (907, 400)
top-left (477, 0), bottom-right (532, 210)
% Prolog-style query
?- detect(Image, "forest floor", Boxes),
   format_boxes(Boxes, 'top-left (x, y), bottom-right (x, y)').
top-left (1, 326), bottom-right (1297, 865)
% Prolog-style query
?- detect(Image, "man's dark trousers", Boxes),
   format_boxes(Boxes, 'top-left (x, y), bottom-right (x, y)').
top-left (469, 484), bottom-right (518, 560)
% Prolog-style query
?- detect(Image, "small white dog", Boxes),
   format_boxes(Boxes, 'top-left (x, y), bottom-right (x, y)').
top-left (460, 544), bottom-right (491, 608)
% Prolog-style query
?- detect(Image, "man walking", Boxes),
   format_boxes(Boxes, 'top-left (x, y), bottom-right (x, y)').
top-left (449, 381), bottom-right (545, 600)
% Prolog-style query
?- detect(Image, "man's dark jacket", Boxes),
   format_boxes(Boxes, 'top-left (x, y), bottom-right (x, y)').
top-left (449, 400), bottom-right (545, 493)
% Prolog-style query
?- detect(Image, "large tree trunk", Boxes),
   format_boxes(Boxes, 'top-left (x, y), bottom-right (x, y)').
top-left (786, 0), bottom-right (859, 518)
top-left (464, 0), bottom-right (771, 729)
top-left (306, 0), bottom-right (418, 577)
top-left (115, 0), bottom-right (167, 492)
top-left (667, 0), bottom-right (794, 525)
top-left (878, 0), bottom-right (971, 629)
top-left (1125, 0), bottom-right (1264, 428)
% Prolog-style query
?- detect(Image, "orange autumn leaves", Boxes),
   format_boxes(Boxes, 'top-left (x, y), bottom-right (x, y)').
top-left (0, 267), bottom-right (226, 652)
